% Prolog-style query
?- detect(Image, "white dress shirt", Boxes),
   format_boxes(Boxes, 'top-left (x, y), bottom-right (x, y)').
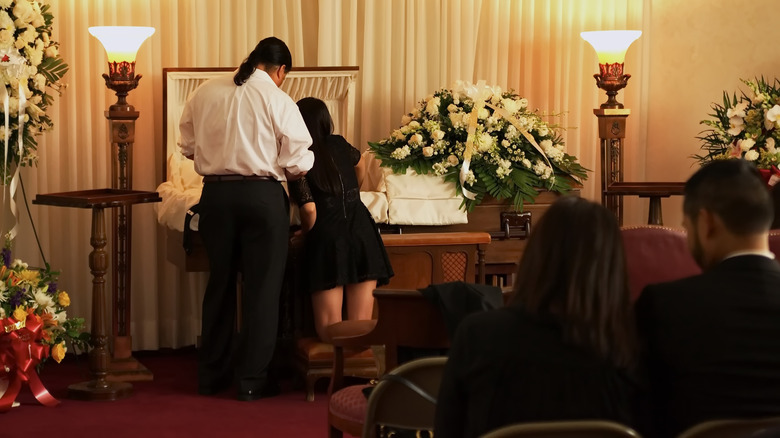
top-left (179, 69), bottom-right (314, 180)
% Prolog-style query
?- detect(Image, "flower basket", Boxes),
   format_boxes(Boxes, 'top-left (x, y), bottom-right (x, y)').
top-left (0, 254), bottom-right (88, 412)
top-left (369, 80), bottom-right (588, 212)
top-left (696, 77), bottom-right (780, 188)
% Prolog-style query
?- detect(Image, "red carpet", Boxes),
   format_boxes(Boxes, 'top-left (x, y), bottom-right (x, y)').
top-left (3, 348), bottom-right (334, 438)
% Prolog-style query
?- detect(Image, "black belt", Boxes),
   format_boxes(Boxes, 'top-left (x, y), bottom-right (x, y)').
top-left (203, 175), bottom-right (275, 183)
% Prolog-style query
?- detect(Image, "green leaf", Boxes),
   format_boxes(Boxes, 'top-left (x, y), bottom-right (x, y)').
top-left (38, 56), bottom-right (69, 84)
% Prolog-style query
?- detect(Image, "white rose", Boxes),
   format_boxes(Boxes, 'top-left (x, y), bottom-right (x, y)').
top-left (27, 47), bottom-right (42, 66)
top-left (447, 103), bottom-right (458, 113)
top-left (401, 114), bottom-right (412, 125)
top-left (44, 44), bottom-right (58, 59)
top-left (33, 73), bottom-right (45, 91)
top-left (501, 98), bottom-right (520, 115)
top-left (408, 133), bottom-right (423, 146)
top-left (517, 98), bottom-right (528, 109)
top-left (408, 120), bottom-right (421, 130)
top-left (31, 13), bottom-right (44, 28)
top-left (744, 150), bottom-right (759, 161)
top-left (537, 125), bottom-right (549, 137)
top-left (13, 0), bottom-right (35, 25)
top-left (0, 10), bottom-right (13, 29)
top-left (0, 0), bottom-right (12, 8)
top-left (0, 29), bottom-right (13, 49)
top-left (766, 137), bottom-right (776, 152)
top-left (447, 154), bottom-right (459, 166)
top-left (392, 129), bottom-right (405, 141)
top-left (425, 97), bottom-right (440, 116)
top-left (432, 130), bottom-right (445, 141)
top-left (422, 146), bottom-right (434, 157)
top-left (739, 138), bottom-right (756, 152)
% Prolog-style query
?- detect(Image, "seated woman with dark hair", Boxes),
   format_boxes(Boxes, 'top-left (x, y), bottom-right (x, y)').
top-left (434, 196), bottom-right (643, 438)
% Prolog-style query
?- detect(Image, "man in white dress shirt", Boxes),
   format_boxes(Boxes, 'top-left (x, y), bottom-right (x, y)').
top-left (179, 36), bottom-right (314, 401)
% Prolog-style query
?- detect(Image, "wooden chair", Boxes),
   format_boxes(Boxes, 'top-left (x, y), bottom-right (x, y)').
top-left (620, 225), bottom-right (701, 301)
top-left (326, 288), bottom-right (451, 438)
top-left (362, 356), bottom-right (447, 438)
top-left (677, 416), bottom-right (780, 438)
top-left (480, 420), bottom-right (642, 438)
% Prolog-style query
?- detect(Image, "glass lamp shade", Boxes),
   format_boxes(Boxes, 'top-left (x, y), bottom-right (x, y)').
top-left (89, 26), bottom-right (155, 64)
top-left (580, 30), bottom-right (641, 64)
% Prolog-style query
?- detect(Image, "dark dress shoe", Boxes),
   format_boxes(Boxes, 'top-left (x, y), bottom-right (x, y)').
top-left (236, 381), bottom-right (281, 401)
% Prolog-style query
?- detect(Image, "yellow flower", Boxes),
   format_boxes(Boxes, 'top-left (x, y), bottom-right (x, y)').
top-left (51, 342), bottom-right (67, 363)
top-left (58, 291), bottom-right (70, 307)
top-left (12, 305), bottom-right (26, 321)
top-left (19, 269), bottom-right (39, 283)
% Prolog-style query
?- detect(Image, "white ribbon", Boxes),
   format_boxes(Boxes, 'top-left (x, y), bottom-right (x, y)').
top-left (459, 80), bottom-right (491, 200)
top-left (8, 82), bottom-right (25, 241)
top-left (0, 48), bottom-right (28, 242)
top-left (0, 84), bottom-right (7, 209)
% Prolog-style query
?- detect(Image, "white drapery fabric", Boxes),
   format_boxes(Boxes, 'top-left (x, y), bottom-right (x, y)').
top-left (19, 0), bottom-right (644, 350)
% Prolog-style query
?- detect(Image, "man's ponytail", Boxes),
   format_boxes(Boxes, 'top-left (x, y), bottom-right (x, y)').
top-left (232, 37), bottom-right (292, 87)
top-left (234, 51), bottom-right (259, 86)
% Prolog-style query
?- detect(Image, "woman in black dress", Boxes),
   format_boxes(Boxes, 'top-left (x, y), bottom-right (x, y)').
top-left (434, 197), bottom-right (644, 437)
top-left (290, 97), bottom-right (393, 342)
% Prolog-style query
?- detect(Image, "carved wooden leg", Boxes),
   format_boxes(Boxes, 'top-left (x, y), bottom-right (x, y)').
top-left (647, 196), bottom-right (663, 226)
top-left (477, 245), bottom-right (486, 284)
top-left (68, 206), bottom-right (132, 401)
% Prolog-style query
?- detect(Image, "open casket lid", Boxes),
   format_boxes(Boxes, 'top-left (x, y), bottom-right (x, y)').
top-left (162, 66), bottom-right (359, 182)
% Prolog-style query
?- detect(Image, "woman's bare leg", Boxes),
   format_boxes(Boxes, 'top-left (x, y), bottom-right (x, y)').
top-left (345, 280), bottom-right (377, 321)
top-left (311, 285), bottom-right (344, 342)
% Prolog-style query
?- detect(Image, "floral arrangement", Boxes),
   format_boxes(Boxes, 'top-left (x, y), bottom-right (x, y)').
top-left (368, 81), bottom-right (588, 211)
top-left (696, 77), bottom-right (780, 183)
top-left (0, 0), bottom-right (68, 183)
top-left (0, 247), bottom-right (88, 410)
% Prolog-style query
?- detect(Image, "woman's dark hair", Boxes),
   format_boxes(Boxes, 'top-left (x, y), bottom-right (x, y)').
top-left (509, 196), bottom-right (637, 368)
top-left (296, 97), bottom-right (342, 195)
top-left (234, 36), bottom-right (292, 86)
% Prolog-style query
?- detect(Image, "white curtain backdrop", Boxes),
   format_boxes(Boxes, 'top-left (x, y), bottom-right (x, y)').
top-left (16, 0), bottom-right (645, 350)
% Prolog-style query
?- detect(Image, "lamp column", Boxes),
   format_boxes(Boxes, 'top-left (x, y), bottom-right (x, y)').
top-left (594, 108), bottom-right (630, 223)
top-left (89, 26), bottom-right (155, 381)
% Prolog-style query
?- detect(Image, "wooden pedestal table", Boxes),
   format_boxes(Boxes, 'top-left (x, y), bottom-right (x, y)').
top-left (605, 182), bottom-right (685, 226)
top-left (33, 189), bottom-right (161, 401)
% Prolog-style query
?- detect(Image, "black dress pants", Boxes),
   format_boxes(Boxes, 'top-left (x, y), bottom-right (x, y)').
top-left (197, 179), bottom-right (289, 392)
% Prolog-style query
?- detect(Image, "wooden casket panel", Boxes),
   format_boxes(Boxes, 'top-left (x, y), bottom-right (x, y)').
top-left (397, 190), bottom-right (578, 267)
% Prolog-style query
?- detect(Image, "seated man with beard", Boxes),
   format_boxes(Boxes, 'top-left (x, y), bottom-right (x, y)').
top-left (636, 159), bottom-right (780, 437)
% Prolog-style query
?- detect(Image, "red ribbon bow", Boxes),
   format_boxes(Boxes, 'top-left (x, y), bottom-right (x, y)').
top-left (0, 314), bottom-right (59, 412)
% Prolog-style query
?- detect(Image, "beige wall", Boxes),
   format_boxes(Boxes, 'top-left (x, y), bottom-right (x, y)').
top-left (640, 0), bottom-right (780, 227)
